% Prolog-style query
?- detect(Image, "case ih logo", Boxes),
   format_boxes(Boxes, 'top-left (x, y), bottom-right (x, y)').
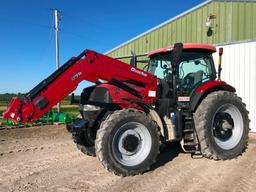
top-left (71, 72), bottom-right (82, 81)
top-left (131, 67), bottom-right (147, 77)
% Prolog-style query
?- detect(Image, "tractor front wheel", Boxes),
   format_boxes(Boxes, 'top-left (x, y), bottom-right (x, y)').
top-left (194, 91), bottom-right (249, 160)
top-left (96, 109), bottom-right (160, 176)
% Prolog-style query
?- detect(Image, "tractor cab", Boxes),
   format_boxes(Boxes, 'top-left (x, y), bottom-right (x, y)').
top-left (147, 43), bottom-right (217, 108)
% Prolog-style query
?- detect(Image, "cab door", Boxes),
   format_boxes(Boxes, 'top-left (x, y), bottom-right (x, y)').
top-left (176, 51), bottom-right (216, 107)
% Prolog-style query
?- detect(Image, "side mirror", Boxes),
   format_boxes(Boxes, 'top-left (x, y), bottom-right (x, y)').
top-left (171, 43), bottom-right (183, 69)
top-left (130, 50), bottom-right (137, 67)
top-left (70, 93), bottom-right (79, 105)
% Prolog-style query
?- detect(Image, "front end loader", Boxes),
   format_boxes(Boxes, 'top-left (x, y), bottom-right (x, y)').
top-left (4, 43), bottom-right (249, 176)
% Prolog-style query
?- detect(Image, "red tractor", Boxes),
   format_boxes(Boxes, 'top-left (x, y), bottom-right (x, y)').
top-left (4, 43), bottom-right (249, 176)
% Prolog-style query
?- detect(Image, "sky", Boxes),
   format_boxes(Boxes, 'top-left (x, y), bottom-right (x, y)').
top-left (0, 0), bottom-right (205, 94)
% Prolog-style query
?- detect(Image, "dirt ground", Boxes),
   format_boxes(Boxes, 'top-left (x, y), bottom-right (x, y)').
top-left (1, 125), bottom-right (256, 192)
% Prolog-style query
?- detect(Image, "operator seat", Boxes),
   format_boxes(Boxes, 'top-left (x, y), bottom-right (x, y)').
top-left (183, 70), bottom-right (203, 88)
top-left (193, 70), bottom-right (203, 84)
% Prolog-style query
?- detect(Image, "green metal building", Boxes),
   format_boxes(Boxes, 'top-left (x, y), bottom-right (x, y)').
top-left (106, 0), bottom-right (256, 59)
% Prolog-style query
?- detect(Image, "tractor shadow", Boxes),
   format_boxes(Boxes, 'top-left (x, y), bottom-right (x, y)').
top-left (151, 142), bottom-right (184, 171)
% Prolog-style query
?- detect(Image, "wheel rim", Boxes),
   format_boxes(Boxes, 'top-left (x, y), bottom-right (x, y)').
top-left (112, 122), bottom-right (152, 167)
top-left (212, 104), bottom-right (244, 150)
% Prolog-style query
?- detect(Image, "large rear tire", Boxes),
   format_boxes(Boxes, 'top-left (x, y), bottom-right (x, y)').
top-left (68, 121), bottom-right (96, 157)
top-left (71, 127), bottom-right (96, 157)
top-left (194, 91), bottom-right (249, 160)
top-left (96, 109), bottom-right (160, 176)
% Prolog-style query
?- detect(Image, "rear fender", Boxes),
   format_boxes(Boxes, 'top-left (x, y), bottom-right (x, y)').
top-left (190, 80), bottom-right (235, 112)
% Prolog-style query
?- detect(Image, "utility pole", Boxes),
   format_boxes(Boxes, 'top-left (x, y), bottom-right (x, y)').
top-left (54, 9), bottom-right (61, 113)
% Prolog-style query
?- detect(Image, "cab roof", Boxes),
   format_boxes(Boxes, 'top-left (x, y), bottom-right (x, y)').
top-left (148, 43), bottom-right (216, 57)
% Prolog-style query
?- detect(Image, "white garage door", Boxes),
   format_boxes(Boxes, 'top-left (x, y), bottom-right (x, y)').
top-left (213, 41), bottom-right (256, 132)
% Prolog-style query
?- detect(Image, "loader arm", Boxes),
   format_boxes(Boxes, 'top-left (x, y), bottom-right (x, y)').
top-left (3, 50), bottom-right (157, 122)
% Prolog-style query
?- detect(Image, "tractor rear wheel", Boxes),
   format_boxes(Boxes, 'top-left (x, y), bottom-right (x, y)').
top-left (194, 91), bottom-right (249, 160)
top-left (96, 109), bottom-right (160, 176)
top-left (68, 111), bottom-right (112, 157)
top-left (68, 121), bottom-right (96, 157)
top-left (71, 127), bottom-right (96, 157)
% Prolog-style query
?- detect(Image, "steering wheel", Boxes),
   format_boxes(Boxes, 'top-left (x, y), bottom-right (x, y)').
top-left (181, 72), bottom-right (194, 89)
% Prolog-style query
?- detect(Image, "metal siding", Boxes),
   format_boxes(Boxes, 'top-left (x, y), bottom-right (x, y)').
top-left (181, 17), bottom-right (186, 42)
top-left (213, 41), bottom-right (256, 132)
top-left (176, 19), bottom-right (180, 42)
top-left (191, 12), bottom-right (197, 43)
top-left (159, 27), bottom-right (163, 48)
top-left (151, 31), bottom-right (155, 50)
top-left (172, 20), bottom-right (177, 43)
top-left (227, 2), bottom-right (233, 41)
top-left (163, 25), bottom-right (168, 47)
top-left (245, 3), bottom-right (252, 39)
top-left (253, 3), bottom-right (256, 37)
top-left (232, 3), bottom-right (239, 40)
top-left (219, 2), bottom-right (227, 42)
top-left (166, 22), bottom-right (172, 45)
top-left (196, 7), bottom-right (202, 43)
top-left (186, 13), bottom-right (191, 42)
top-left (238, 3), bottom-right (245, 40)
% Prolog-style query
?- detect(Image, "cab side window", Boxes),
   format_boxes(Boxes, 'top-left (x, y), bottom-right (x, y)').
top-left (148, 57), bottom-right (172, 80)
